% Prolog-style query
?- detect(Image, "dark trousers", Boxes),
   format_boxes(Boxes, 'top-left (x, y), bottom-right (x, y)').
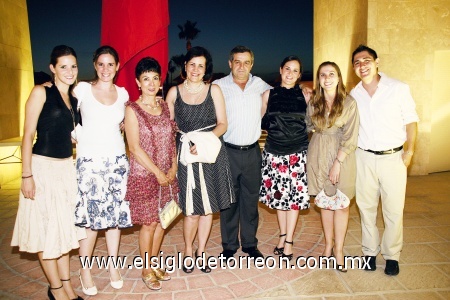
top-left (220, 145), bottom-right (262, 251)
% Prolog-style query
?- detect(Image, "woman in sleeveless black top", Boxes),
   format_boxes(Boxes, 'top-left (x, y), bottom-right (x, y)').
top-left (11, 45), bottom-right (83, 300)
top-left (166, 47), bottom-right (234, 273)
top-left (260, 56), bottom-right (311, 261)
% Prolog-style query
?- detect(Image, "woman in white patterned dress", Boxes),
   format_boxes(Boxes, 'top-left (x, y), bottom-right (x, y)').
top-left (74, 46), bottom-right (131, 295)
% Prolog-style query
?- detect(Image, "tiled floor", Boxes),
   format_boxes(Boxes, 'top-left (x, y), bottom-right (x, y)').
top-left (0, 172), bottom-right (449, 299)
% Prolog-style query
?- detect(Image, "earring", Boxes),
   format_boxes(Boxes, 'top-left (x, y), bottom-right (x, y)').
top-left (139, 86), bottom-right (141, 90)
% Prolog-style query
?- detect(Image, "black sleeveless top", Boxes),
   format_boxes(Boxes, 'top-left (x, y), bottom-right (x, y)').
top-left (32, 84), bottom-right (80, 158)
top-left (261, 85), bottom-right (308, 155)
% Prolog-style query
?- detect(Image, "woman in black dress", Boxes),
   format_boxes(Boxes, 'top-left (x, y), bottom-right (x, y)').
top-left (11, 45), bottom-right (83, 300)
top-left (260, 55), bottom-right (311, 260)
top-left (166, 46), bottom-right (234, 273)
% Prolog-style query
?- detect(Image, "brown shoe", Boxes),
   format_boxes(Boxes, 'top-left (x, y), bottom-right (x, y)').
top-left (142, 270), bottom-right (161, 290)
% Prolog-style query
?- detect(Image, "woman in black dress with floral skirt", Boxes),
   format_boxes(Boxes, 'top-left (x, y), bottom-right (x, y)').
top-left (260, 55), bottom-right (311, 261)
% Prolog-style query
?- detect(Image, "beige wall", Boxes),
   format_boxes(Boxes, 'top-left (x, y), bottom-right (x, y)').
top-left (314, 0), bottom-right (450, 175)
top-left (429, 50), bottom-right (450, 172)
top-left (314, 0), bottom-right (368, 89)
top-left (0, 0), bottom-right (34, 184)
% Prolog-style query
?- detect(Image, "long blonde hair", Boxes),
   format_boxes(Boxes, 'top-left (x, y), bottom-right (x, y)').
top-left (310, 61), bottom-right (347, 130)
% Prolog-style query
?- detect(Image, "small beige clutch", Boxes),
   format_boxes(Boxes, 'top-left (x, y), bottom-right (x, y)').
top-left (158, 185), bottom-right (181, 229)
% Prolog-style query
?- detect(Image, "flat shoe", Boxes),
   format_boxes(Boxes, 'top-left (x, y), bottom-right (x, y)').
top-left (153, 268), bottom-right (171, 281)
top-left (182, 256), bottom-right (194, 274)
top-left (142, 270), bottom-right (161, 290)
top-left (195, 250), bottom-right (211, 273)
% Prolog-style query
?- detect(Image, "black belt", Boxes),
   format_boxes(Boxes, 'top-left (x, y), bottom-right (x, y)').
top-left (359, 146), bottom-right (403, 155)
top-left (224, 142), bottom-right (258, 151)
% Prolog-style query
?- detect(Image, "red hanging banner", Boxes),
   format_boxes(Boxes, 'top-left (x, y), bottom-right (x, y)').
top-left (101, 0), bottom-right (169, 101)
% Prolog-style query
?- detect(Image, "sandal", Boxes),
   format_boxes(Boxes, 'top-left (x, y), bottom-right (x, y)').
top-left (195, 250), bottom-right (211, 273)
top-left (281, 241), bottom-right (294, 261)
top-left (47, 285), bottom-right (63, 300)
top-left (142, 270), bottom-right (161, 290)
top-left (273, 234), bottom-right (286, 255)
top-left (182, 256), bottom-right (194, 274)
top-left (153, 268), bottom-right (171, 281)
top-left (60, 279), bottom-right (84, 300)
top-left (337, 264), bottom-right (348, 273)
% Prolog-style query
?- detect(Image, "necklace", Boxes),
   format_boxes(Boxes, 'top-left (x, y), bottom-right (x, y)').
top-left (60, 90), bottom-right (77, 140)
top-left (140, 95), bottom-right (160, 110)
top-left (68, 103), bottom-right (77, 141)
top-left (183, 80), bottom-right (205, 94)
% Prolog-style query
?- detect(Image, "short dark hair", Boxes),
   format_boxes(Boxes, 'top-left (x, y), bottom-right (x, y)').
top-left (135, 57), bottom-right (161, 79)
top-left (352, 44), bottom-right (378, 63)
top-left (229, 45), bottom-right (254, 64)
top-left (92, 45), bottom-right (120, 81)
top-left (50, 45), bottom-right (77, 66)
top-left (181, 46), bottom-right (213, 82)
top-left (280, 55), bottom-right (303, 73)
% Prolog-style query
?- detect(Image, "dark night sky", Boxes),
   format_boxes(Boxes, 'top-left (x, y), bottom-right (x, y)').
top-left (26, 0), bottom-right (313, 81)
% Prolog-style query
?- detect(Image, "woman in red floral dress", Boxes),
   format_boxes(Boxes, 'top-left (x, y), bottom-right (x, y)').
top-left (260, 56), bottom-right (311, 261)
top-left (125, 57), bottom-right (178, 290)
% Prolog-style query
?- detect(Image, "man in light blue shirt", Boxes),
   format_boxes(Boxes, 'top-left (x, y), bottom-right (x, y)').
top-left (213, 46), bottom-right (271, 259)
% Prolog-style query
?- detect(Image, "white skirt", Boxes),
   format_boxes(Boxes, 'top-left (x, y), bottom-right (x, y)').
top-left (11, 155), bottom-right (85, 259)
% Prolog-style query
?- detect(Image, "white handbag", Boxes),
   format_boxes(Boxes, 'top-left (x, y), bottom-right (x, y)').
top-left (314, 188), bottom-right (350, 210)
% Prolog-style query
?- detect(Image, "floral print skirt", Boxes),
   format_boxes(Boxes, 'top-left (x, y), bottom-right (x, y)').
top-left (259, 149), bottom-right (310, 211)
top-left (75, 154), bottom-right (132, 230)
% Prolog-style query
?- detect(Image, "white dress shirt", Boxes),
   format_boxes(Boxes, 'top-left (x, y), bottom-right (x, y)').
top-left (350, 72), bottom-right (419, 151)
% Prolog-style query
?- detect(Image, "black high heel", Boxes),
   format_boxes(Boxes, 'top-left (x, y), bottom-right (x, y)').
top-left (273, 233), bottom-right (286, 255)
top-left (47, 285), bottom-right (63, 300)
top-left (333, 247), bottom-right (347, 273)
top-left (281, 241), bottom-right (294, 261)
top-left (195, 250), bottom-right (211, 273)
top-left (60, 279), bottom-right (84, 300)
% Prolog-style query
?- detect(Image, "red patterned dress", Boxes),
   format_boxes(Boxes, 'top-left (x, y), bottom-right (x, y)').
top-left (125, 101), bottom-right (179, 225)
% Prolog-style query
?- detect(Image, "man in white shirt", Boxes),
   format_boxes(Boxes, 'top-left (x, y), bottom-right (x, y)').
top-left (350, 45), bottom-right (419, 276)
top-left (213, 46), bottom-right (271, 259)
